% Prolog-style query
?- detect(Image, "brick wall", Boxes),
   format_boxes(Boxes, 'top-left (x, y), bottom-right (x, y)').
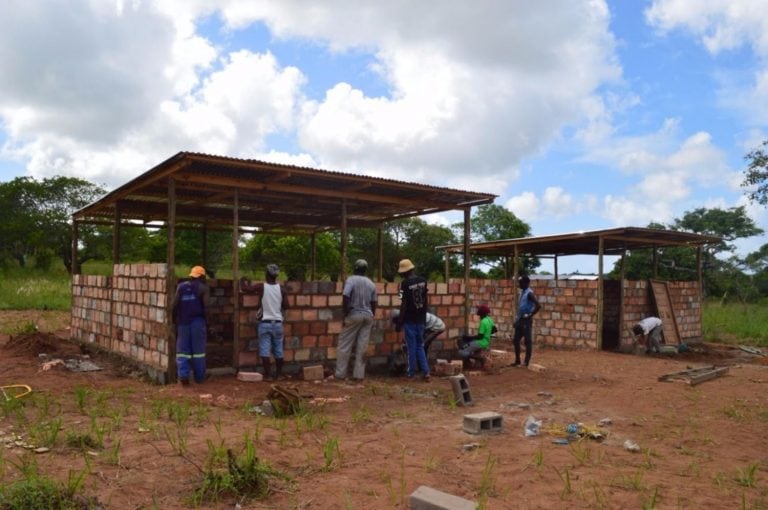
top-left (71, 267), bottom-right (703, 381)
top-left (621, 280), bottom-right (701, 349)
top-left (238, 280), bottom-right (470, 367)
top-left (71, 264), bottom-right (170, 379)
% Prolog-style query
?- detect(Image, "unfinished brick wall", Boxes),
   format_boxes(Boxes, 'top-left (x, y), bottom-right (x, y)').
top-left (71, 266), bottom-right (702, 382)
top-left (71, 264), bottom-right (170, 381)
top-left (621, 280), bottom-right (701, 348)
top-left (238, 280), bottom-right (469, 367)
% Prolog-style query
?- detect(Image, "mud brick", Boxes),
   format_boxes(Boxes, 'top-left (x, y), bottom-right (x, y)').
top-left (302, 364), bottom-right (324, 381)
top-left (237, 371), bottom-right (263, 382)
top-left (237, 351), bottom-right (260, 367)
top-left (528, 363), bottom-right (546, 373)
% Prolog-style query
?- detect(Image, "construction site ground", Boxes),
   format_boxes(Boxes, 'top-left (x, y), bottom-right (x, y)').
top-left (1, 310), bottom-right (767, 509)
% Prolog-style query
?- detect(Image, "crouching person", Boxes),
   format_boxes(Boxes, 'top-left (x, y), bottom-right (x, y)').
top-left (457, 304), bottom-right (494, 368)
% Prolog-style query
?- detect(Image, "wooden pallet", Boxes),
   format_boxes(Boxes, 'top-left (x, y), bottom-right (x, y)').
top-left (657, 365), bottom-right (729, 386)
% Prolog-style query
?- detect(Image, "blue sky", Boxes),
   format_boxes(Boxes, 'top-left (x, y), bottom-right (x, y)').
top-left (1, 1), bottom-right (766, 274)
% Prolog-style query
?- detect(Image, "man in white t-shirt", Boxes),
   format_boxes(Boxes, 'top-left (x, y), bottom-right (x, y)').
top-left (241, 263), bottom-right (289, 380)
top-left (632, 316), bottom-right (663, 354)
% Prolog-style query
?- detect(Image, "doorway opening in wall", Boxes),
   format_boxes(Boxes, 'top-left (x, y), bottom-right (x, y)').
top-left (601, 280), bottom-right (621, 351)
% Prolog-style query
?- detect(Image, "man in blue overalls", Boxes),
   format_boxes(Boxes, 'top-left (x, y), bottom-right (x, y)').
top-left (172, 266), bottom-right (211, 385)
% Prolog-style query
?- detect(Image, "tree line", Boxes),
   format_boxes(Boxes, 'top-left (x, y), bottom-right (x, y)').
top-left (2, 141), bottom-right (767, 300)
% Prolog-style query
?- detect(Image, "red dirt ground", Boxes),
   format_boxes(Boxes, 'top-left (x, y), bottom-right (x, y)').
top-left (1, 310), bottom-right (767, 509)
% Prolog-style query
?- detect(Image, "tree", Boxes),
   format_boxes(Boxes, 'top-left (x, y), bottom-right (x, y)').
top-left (743, 139), bottom-right (768, 205)
top-left (612, 209), bottom-right (764, 299)
top-left (0, 176), bottom-right (105, 272)
top-left (452, 204), bottom-right (538, 278)
top-left (240, 233), bottom-right (340, 281)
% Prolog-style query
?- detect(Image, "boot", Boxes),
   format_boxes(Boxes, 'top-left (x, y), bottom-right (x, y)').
top-left (261, 357), bottom-right (272, 380)
top-left (274, 359), bottom-right (284, 380)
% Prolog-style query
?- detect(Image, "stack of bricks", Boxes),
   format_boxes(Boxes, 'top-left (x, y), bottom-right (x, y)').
top-left (71, 264), bottom-right (170, 371)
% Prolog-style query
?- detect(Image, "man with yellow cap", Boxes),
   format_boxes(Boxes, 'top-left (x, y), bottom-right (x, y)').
top-left (394, 259), bottom-right (430, 381)
top-left (171, 266), bottom-right (211, 385)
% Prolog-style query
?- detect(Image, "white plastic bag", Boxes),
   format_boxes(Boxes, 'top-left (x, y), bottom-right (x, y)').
top-left (524, 415), bottom-right (542, 437)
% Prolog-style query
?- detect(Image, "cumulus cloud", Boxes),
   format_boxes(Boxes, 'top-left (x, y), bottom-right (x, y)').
top-left (646, 0), bottom-right (768, 123)
top-left (0, 0), bottom-right (624, 191)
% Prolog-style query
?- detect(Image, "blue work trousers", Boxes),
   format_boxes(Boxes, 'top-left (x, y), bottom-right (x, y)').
top-left (403, 322), bottom-right (429, 378)
top-left (177, 317), bottom-right (207, 383)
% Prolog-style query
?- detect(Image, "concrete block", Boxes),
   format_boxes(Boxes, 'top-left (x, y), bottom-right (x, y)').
top-left (463, 411), bottom-right (503, 434)
top-left (448, 374), bottom-right (473, 406)
top-left (302, 364), bottom-right (324, 381)
top-left (449, 360), bottom-right (463, 374)
top-left (237, 371), bottom-right (263, 382)
top-left (410, 485), bottom-right (476, 510)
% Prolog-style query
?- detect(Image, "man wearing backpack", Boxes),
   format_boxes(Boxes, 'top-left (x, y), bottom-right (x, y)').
top-left (171, 266), bottom-right (211, 385)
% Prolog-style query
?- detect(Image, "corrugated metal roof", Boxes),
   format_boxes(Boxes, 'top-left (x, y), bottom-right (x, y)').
top-left (438, 227), bottom-right (721, 257)
top-left (73, 151), bottom-right (496, 233)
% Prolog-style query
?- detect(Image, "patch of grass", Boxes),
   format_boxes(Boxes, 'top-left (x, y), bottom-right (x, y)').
top-left (0, 269), bottom-right (71, 310)
top-left (703, 300), bottom-right (768, 346)
top-left (477, 453), bottom-right (498, 509)
top-left (192, 438), bottom-right (291, 505)
top-left (735, 463), bottom-right (759, 488)
top-left (322, 436), bottom-right (341, 471)
top-left (642, 487), bottom-right (661, 509)
top-left (0, 454), bottom-right (93, 509)
top-left (554, 466), bottom-right (572, 499)
top-left (352, 404), bottom-right (372, 425)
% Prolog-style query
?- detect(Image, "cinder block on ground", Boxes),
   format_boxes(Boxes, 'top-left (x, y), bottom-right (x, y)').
top-left (463, 411), bottom-right (503, 434)
top-left (302, 364), bottom-right (324, 381)
top-left (448, 374), bottom-right (473, 406)
top-left (238, 351), bottom-right (260, 367)
top-left (410, 485), bottom-right (476, 510)
top-left (237, 371), bottom-right (263, 382)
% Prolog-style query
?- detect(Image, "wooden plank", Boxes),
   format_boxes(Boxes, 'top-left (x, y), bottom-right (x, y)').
top-left (649, 280), bottom-right (681, 345)
top-left (689, 366), bottom-right (729, 386)
top-left (658, 365), bottom-right (728, 385)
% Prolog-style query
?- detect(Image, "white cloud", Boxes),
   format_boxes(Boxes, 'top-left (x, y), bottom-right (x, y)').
top-left (0, 0), bottom-right (623, 193)
top-left (505, 192), bottom-right (539, 222)
top-left (646, 0), bottom-right (768, 123)
top-left (603, 195), bottom-right (674, 227)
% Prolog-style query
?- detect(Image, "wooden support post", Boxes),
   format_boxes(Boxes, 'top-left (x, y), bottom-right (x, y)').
top-left (463, 208), bottom-right (471, 331)
top-left (166, 178), bottom-right (177, 383)
top-left (554, 255), bottom-right (558, 282)
top-left (71, 220), bottom-right (79, 275)
top-left (340, 200), bottom-right (348, 281)
top-left (202, 225), bottom-right (208, 270)
top-left (377, 227), bottom-right (383, 282)
top-left (310, 232), bottom-right (317, 281)
top-left (232, 189), bottom-right (240, 368)
top-left (597, 235), bottom-right (604, 351)
top-left (112, 204), bottom-right (121, 264)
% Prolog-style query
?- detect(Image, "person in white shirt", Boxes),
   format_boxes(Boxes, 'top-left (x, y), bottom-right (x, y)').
top-left (632, 316), bottom-right (663, 354)
top-left (241, 263), bottom-right (289, 380)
